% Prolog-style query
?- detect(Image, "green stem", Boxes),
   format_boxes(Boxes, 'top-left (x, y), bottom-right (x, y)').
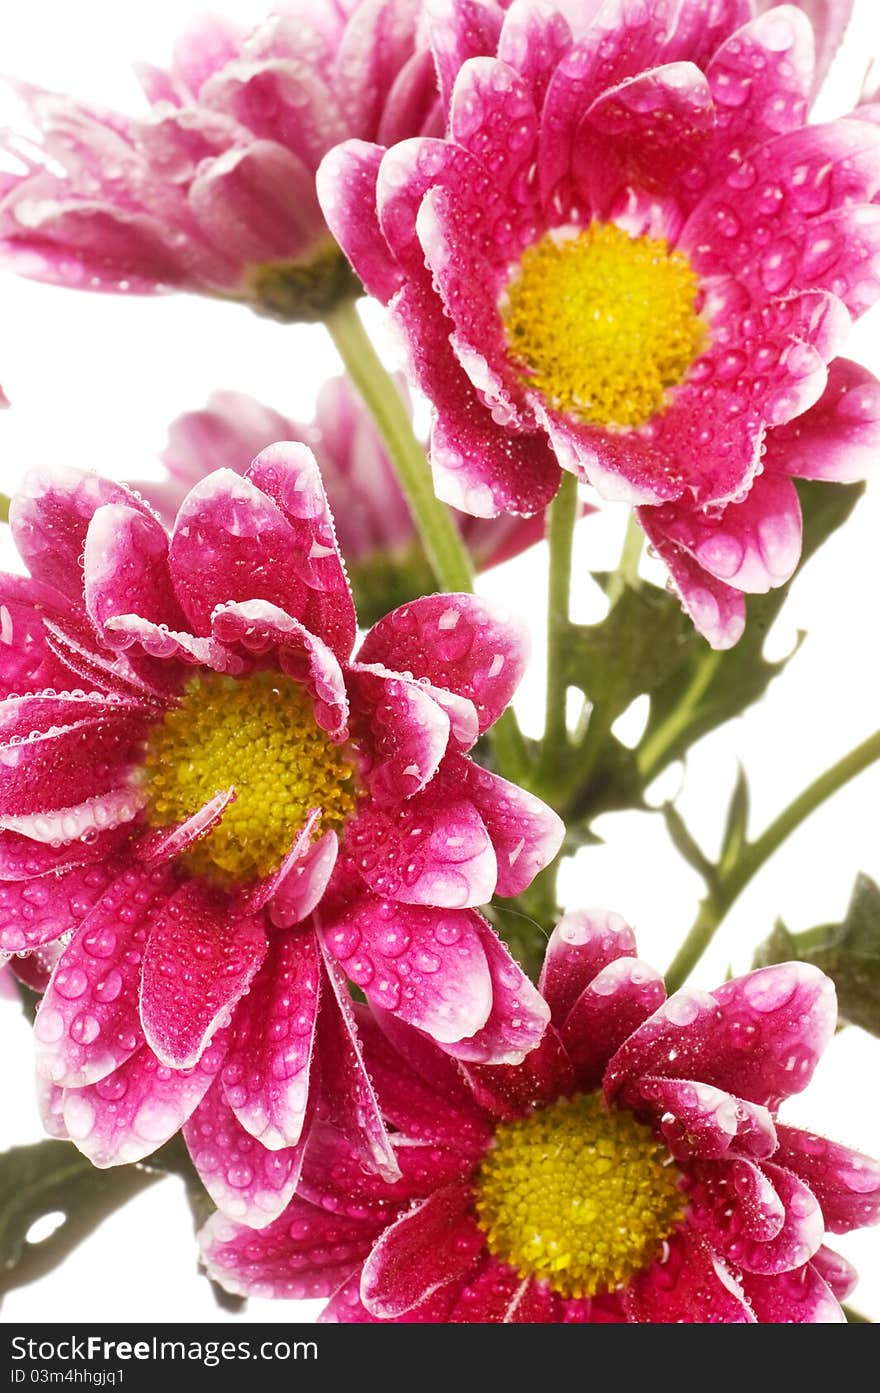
top-left (538, 473), bottom-right (579, 780)
top-left (665, 727), bottom-right (880, 992)
top-left (637, 647), bottom-right (723, 783)
top-left (324, 299), bottom-right (474, 593)
top-left (606, 512), bottom-right (643, 608)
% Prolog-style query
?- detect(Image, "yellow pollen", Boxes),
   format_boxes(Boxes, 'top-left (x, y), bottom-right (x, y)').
top-left (141, 670), bottom-right (356, 884)
top-left (502, 222), bottom-right (706, 428)
top-left (474, 1094), bottom-right (684, 1299)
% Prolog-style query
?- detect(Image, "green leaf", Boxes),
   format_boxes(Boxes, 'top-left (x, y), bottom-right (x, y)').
top-left (563, 736), bottom-right (646, 830)
top-left (719, 765), bottom-right (750, 876)
top-left (566, 582), bottom-right (697, 722)
top-left (753, 875), bottom-right (880, 1035)
top-left (637, 480), bottom-right (865, 780)
top-left (0, 494), bottom-right (9, 524)
top-left (661, 802), bottom-right (718, 889)
top-left (0, 1140), bottom-right (161, 1299)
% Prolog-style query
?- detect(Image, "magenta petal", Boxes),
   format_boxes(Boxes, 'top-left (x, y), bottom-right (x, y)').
top-left (624, 1229), bottom-right (755, 1323)
top-left (764, 357), bottom-right (880, 483)
top-left (739, 1263), bottom-right (844, 1323)
top-left (635, 1077), bottom-right (777, 1163)
top-left (454, 761), bottom-right (564, 897)
top-left (136, 788), bottom-right (234, 868)
top-left (689, 1156), bottom-right (787, 1248)
top-left (0, 856), bottom-right (122, 955)
top-left (321, 895), bottom-right (491, 1045)
top-left (810, 1245), bottom-right (858, 1302)
top-left (220, 929), bottom-right (320, 1150)
top-left (606, 963), bottom-right (836, 1110)
top-left (562, 956), bottom-right (666, 1092)
top-left (211, 600), bottom-right (349, 738)
top-left (316, 141), bottom-right (403, 303)
top-left (586, 61), bottom-right (714, 193)
top-left (347, 786), bottom-right (496, 908)
top-left (451, 1259), bottom-right (565, 1323)
top-left (460, 1024), bottom-right (574, 1120)
top-left (349, 663), bottom-right (450, 803)
top-left (648, 472), bottom-right (804, 595)
top-left (200, 1202), bottom-right (381, 1302)
top-left (357, 593), bottom-right (528, 735)
top-left (184, 1077), bottom-right (309, 1229)
top-left (84, 504), bottom-right (187, 639)
top-left (35, 864), bottom-right (174, 1087)
top-left (361, 1184), bottom-right (483, 1318)
top-left (0, 825), bottom-right (129, 881)
top-left (299, 1123), bottom-right (476, 1221)
top-left (440, 916), bottom-right (550, 1066)
top-left (139, 881), bottom-right (266, 1069)
top-left (0, 718), bottom-right (144, 819)
top-left (0, 789), bottom-right (147, 847)
top-left (10, 466), bottom-right (155, 604)
top-left (773, 1124), bottom-right (880, 1234)
top-left (429, 0), bottom-right (505, 114)
top-left (270, 830), bottom-right (338, 927)
top-left (706, 6), bottom-right (812, 160)
top-left (539, 909), bottom-right (638, 1026)
top-left (314, 944), bottom-right (398, 1181)
top-left (637, 507), bottom-right (746, 649)
top-left (496, 0), bottom-right (573, 113)
top-left (62, 1030), bottom-right (228, 1167)
top-left (729, 1160), bottom-right (824, 1274)
top-left (102, 611), bottom-right (243, 673)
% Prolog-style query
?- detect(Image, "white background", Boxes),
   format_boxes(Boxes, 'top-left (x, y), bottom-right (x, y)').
top-left (1, 0), bottom-right (880, 1324)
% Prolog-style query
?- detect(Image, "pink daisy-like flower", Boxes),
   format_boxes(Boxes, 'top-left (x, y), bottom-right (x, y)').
top-left (318, 0), bottom-right (880, 647)
top-left (0, 444), bottom-right (561, 1222)
top-left (201, 910), bottom-right (880, 1321)
top-left (0, 1), bottom-right (442, 320)
top-left (132, 377), bottom-right (549, 623)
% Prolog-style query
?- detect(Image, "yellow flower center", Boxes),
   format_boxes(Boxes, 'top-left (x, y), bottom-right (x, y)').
top-left (474, 1093), bottom-right (684, 1299)
top-left (141, 670), bottom-right (356, 884)
top-left (501, 222), bottom-right (706, 428)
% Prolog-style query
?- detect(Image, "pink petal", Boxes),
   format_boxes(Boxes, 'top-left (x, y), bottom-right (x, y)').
top-left (345, 783), bottom-right (496, 908)
top-left (635, 1077), bottom-right (777, 1162)
top-left (200, 1202), bottom-right (381, 1302)
top-left (184, 1077), bottom-right (310, 1229)
top-left (774, 1124), bottom-right (880, 1234)
top-left (299, 1122), bottom-right (476, 1221)
top-left (497, 0), bottom-right (574, 113)
top-left (562, 955), bottom-right (666, 1092)
top-left (623, 1228), bottom-right (755, 1323)
top-left (62, 1028), bottom-right (228, 1167)
top-left (439, 916), bottom-right (550, 1065)
top-left (0, 587), bottom-right (71, 698)
top-left (450, 1257), bottom-right (565, 1322)
top-left (605, 964), bottom-right (837, 1111)
top-left (728, 1160), bottom-right (824, 1274)
top-left (429, 0), bottom-right (505, 114)
top-left (645, 472), bottom-right (803, 595)
top-left (460, 1024), bottom-right (574, 1119)
top-left (348, 663), bottom-right (450, 803)
top-left (739, 1262), bottom-right (844, 1323)
top-left (314, 944), bottom-right (398, 1181)
top-left (0, 716), bottom-right (145, 819)
top-left (219, 928), bottom-right (320, 1150)
top-left (585, 61), bottom-right (714, 197)
top-left (357, 593), bottom-right (528, 735)
top-left (0, 857), bottom-right (123, 955)
top-left (10, 466), bottom-right (155, 605)
top-left (637, 508), bottom-right (746, 649)
top-left (135, 788), bottom-right (235, 867)
top-left (139, 881), bottom-right (266, 1069)
top-left (0, 825), bottom-right (129, 881)
top-left (42, 612), bottom-right (181, 702)
top-left (102, 612), bottom-right (243, 673)
top-left (451, 760), bottom-right (564, 897)
top-left (687, 1156), bottom-right (787, 1247)
top-left (753, 0), bottom-right (854, 100)
top-left (84, 504), bottom-right (187, 641)
top-left (0, 789), bottom-right (147, 847)
top-left (321, 1272), bottom-right (457, 1323)
top-left (764, 357), bottom-right (880, 483)
top-left (211, 600), bottom-right (349, 738)
top-left (270, 830), bottom-right (339, 927)
top-left (34, 864), bottom-right (174, 1087)
top-left (188, 141), bottom-right (323, 265)
top-left (810, 1245), bottom-right (858, 1301)
top-left (321, 895), bottom-right (492, 1044)
top-left (539, 909), bottom-right (638, 1025)
top-left (316, 140), bottom-right (403, 303)
top-left (706, 7), bottom-right (813, 161)
top-left (246, 446), bottom-right (357, 661)
top-left (360, 1184), bottom-right (483, 1318)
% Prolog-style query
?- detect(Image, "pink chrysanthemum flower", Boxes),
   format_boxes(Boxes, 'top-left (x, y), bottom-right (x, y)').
top-left (0, 445), bottom-right (561, 1221)
top-left (132, 377), bottom-right (549, 622)
top-left (0, 1), bottom-right (442, 320)
top-left (201, 910), bottom-right (880, 1321)
top-left (319, 0), bottom-right (880, 647)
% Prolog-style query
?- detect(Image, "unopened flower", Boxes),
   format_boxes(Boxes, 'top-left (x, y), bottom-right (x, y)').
top-left (202, 910), bottom-right (880, 1321)
top-left (0, 444), bottom-right (561, 1214)
top-left (319, 0), bottom-right (880, 646)
top-left (134, 378), bottom-right (550, 624)
top-left (0, 1), bottom-right (441, 320)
